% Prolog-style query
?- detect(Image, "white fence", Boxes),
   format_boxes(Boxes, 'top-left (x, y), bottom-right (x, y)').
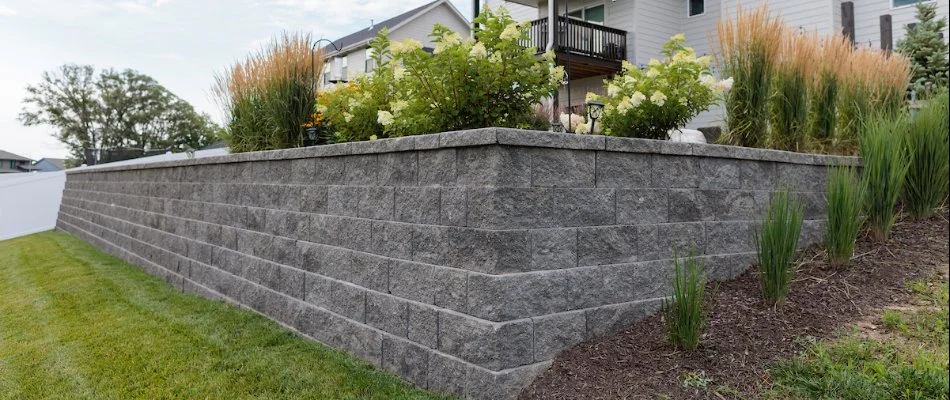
top-left (0, 171), bottom-right (67, 241)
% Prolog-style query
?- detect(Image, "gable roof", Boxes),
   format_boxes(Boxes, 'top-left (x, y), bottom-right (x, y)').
top-left (323, 0), bottom-right (469, 56)
top-left (36, 158), bottom-right (66, 170)
top-left (0, 150), bottom-right (31, 162)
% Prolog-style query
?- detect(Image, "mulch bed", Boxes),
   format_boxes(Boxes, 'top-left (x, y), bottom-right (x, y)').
top-left (520, 209), bottom-right (949, 399)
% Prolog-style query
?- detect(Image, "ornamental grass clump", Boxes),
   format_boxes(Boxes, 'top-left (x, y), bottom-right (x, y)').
top-left (586, 34), bottom-right (729, 139)
top-left (825, 166), bottom-right (867, 267)
top-left (837, 48), bottom-right (912, 152)
top-left (769, 29), bottom-right (816, 151)
top-left (212, 31), bottom-right (320, 152)
top-left (861, 112), bottom-right (911, 242)
top-left (902, 90), bottom-right (949, 220)
top-left (665, 247), bottom-right (706, 351)
top-left (715, 5), bottom-right (783, 148)
top-left (806, 35), bottom-right (850, 151)
top-left (755, 190), bottom-right (804, 307)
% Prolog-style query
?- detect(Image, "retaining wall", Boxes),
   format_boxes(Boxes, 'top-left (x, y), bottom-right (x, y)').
top-left (56, 128), bottom-right (858, 399)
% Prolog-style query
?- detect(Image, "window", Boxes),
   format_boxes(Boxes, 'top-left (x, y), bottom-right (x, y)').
top-left (892, 0), bottom-right (934, 8)
top-left (8, 160), bottom-right (16, 169)
top-left (689, 0), bottom-right (705, 17)
top-left (568, 4), bottom-right (605, 25)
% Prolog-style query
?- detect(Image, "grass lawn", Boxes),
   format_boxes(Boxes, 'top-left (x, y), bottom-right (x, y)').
top-left (767, 268), bottom-right (950, 399)
top-left (0, 231), bottom-right (450, 399)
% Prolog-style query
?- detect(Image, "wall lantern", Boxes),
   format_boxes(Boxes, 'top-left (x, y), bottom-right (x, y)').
top-left (586, 100), bottom-right (604, 134)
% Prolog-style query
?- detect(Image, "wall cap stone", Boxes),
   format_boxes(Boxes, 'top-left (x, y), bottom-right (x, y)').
top-left (67, 128), bottom-right (861, 175)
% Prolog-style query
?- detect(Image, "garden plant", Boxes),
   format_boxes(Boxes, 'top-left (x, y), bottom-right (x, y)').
top-left (901, 90), bottom-right (950, 220)
top-left (665, 247), bottom-right (706, 351)
top-left (861, 112), bottom-right (911, 242)
top-left (754, 190), bottom-right (804, 306)
top-left (825, 165), bottom-right (866, 267)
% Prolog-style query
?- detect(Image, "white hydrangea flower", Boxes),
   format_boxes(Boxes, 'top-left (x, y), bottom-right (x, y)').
top-left (623, 75), bottom-right (637, 85)
top-left (470, 42), bottom-right (488, 58)
top-left (316, 104), bottom-right (328, 114)
top-left (646, 68), bottom-right (660, 78)
top-left (607, 84), bottom-right (621, 97)
top-left (671, 33), bottom-right (686, 42)
top-left (631, 91), bottom-right (646, 107)
top-left (621, 60), bottom-right (636, 73)
top-left (575, 123), bottom-right (590, 134)
top-left (695, 55), bottom-right (712, 66)
top-left (550, 65), bottom-right (566, 83)
top-left (718, 77), bottom-right (734, 92)
top-left (617, 96), bottom-right (634, 114)
top-left (648, 59), bottom-right (661, 67)
top-left (343, 112), bottom-right (353, 123)
top-left (500, 23), bottom-right (520, 40)
top-left (377, 110), bottom-right (394, 126)
top-left (391, 100), bottom-right (408, 114)
top-left (650, 91), bottom-right (667, 106)
top-left (679, 97), bottom-right (688, 105)
top-left (393, 67), bottom-right (406, 80)
top-left (443, 32), bottom-right (462, 46)
top-left (585, 92), bottom-right (600, 103)
top-left (369, 135), bottom-right (378, 141)
top-left (390, 40), bottom-right (405, 55)
top-left (700, 74), bottom-right (717, 88)
top-left (433, 43), bottom-right (446, 54)
top-left (542, 50), bottom-right (556, 62)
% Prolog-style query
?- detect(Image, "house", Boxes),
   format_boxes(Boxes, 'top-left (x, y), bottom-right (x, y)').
top-left (32, 158), bottom-right (67, 172)
top-left (0, 150), bottom-right (34, 174)
top-left (320, 0), bottom-right (471, 85)
top-left (475, 0), bottom-right (949, 129)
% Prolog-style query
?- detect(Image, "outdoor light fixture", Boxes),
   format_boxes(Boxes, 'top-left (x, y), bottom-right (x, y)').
top-left (311, 38), bottom-right (343, 93)
top-left (551, 122), bottom-right (564, 133)
top-left (306, 126), bottom-right (319, 143)
top-left (586, 100), bottom-right (604, 134)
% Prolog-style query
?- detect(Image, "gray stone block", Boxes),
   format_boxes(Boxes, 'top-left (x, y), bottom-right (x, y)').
top-left (418, 149), bottom-right (457, 186)
top-left (426, 352), bottom-right (472, 396)
top-left (447, 227), bottom-right (531, 274)
top-left (369, 221), bottom-right (413, 259)
top-left (653, 155), bottom-right (700, 188)
top-left (605, 137), bottom-right (692, 155)
top-left (777, 163), bottom-right (827, 192)
top-left (407, 302), bottom-right (439, 349)
top-left (410, 225), bottom-right (447, 265)
top-left (381, 337), bottom-right (430, 388)
top-left (465, 361), bottom-right (552, 400)
top-left (740, 160), bottom-right (776, 190)
top-left (438, 312), bottom-right (533, 370)
top-left (303, 273), bottom-right (367, 322)
top-left (388, 260), bottom-right (468, 311)
top-left (323, 249), bottom-right (388, 292)
top-left (278, 265), bottom-right (306, 299)
top-left (585, 298), bottom-right (664, 338)
top-left (529, 228), bottom-right (577, 271)
top-left (365, 291), bottom-right (409, 337)
top-left (531, 149), bottom-right (595, 187)
top-left (439, 127), bottom-right (498, 148)
top-left (657, 222), bottom-right (705, 259)
top-left (378, 152), bottom-right (418, 186)
top-left (496, 128), bottom-right (606, 150)
top-left (699, 157), bottom-right (740, 189)
top-left (457, 146), bottom-right (530, 186)
top-left (705, 221), bottom-right (755, 254)
top-left (800, 219), bottom-right (826, 246)
top-left (595, 152), bottom-right (652, 188)
top-left (282, 185), bottom-right (328, 214)
top-left (439, 187), bottom-right (467, 226)
top-left (601, 259), bottom-right (675, 304)
top-left (466, 267), bottom-right (603, 321)
top-left (394, 187), bottom-right (440, 224)
top-left (343, 154), bottom-right (378, 185)
top-left (312, 156), bottom-right (346, 185)
top-left (532, 311), bottom-right (586, 362)
top-left (617, 189), bottom-right (668, 224)
top-left (577, 225), bottom-right (640, 266)
top-left (467, 188), bottom-right (615, 229)
top-left (702, 253), bottom-right (755, 281)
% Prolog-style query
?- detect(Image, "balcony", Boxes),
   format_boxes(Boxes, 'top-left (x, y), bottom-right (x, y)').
top-left (523, 16), bottom-right (627, 80)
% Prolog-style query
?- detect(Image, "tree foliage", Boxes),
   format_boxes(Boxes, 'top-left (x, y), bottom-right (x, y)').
top-left (897, 2), bottom-right (950, 92)
top-left (19, 64), bottom-right (221, 162)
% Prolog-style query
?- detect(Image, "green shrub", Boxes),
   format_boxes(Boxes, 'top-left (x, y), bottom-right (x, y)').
top-left (861, 112), bottom-right (911, 241)
top-left (755, 190), bottom-right (804, 306)
top-left (902, 91), bottom-right (950, 220)
top-left (825, 165), bottom-right (867, 267)
top-left (665, 247), bottom-right (706, 351)
top-left (897, 2), bottom-right (950, 92)
top-left (213, 32), bottom-right (319, 152)
top-left (588, 34), bottom-right (726, 139)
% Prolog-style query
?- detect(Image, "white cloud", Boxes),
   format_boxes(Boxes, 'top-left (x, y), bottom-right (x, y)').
top-left (0, 4), bottom-right (19, 16)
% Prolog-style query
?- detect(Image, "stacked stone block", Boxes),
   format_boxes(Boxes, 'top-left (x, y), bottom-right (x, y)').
top-left (56, 128), bottom-right (858, 399)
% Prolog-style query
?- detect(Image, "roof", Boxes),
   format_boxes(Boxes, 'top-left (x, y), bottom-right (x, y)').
top-left (0, 149), bottom-right (32, 162)
top-left (36, 158), bottom-right (66, 170)
top-left (323, 0), bottom-right (468, 56)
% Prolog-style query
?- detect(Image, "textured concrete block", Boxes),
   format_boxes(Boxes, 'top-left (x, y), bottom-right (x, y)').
top-left (617, 189), bottom-right (668, 224)
top-left (312, 157), bottom-right (346, 185)
top-left (440, 187), bottom-right (467, 226)
top-left (496, 128), bottom-right (606, 149)
top-left (303, 273), bottom-right (366, 322)
top-left (602, 260), bottom-right (675, 304)
top-left (381, 337), bottom-right (430, 388)
top-left (327, 186), bottom-right (395, 220)
top-left (703, 253), bottom-right (755, 281)
top-left (531, 149), bottom-right (595, 187)
top-left (379, 152), bottom-right (418, 186)
top-left (466, 268), bottom-right (603, 321)
top-left (370, 221), bottom-right (413, 259)
top-left (669, 190), bottom-right (756, 223)
top-left (700, 157), bottom-right (740, 189)
top-left (657, 222), bottom-right (705, 259)
top-left (438, 312), bottom-right (534, 370)
top-left (410, 225), bottom-right (448, 265)
top-left (365, 291), bottom-right (409, 337)
top-left (457, 146), bottom-right (530, 186)
top-left (777, 163), bottom-right (826, 192)
top-left (343, 154), bottom-right (378, 185)
top-left (529, 228), bottom-right (577, 271)
top-left (389, 260), bottom-right (468, 311)
top-left (323, 250), bottom-right (388, 292)
top-left (426, 352), bottom-right (471, 396)
top-left (278, 265), bottom-right (306, 299)
top-left (705, 221), bottom-right (755, 254)
top-left (418, 149), bottom-right (457, 186)
top-left (532, 311), bottom-right (586, 362)
top-left (577, 225), bottom-right (640, 266)
top-left (468, 188), bottom-right (615, 229)
top-left (653, 155), bottom-right (700, 188)
top-left (282, 185), bottom-right (328, 214)
top-left (596, 152), bottom-right (652, 188)
top-left (585, 298), bottom-right (664, 338)
top-left (448, 228), bottom-right (530, 274)
top-left (740, 160), bottom-right (776, 190)
top-left (407, 302), bottom-right (439, 349)
top-left (394, 187), bottom-right (440, 224)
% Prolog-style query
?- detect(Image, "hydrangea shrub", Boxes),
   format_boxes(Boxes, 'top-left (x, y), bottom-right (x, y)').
top-left (587, 35), bottom-right (730, 140)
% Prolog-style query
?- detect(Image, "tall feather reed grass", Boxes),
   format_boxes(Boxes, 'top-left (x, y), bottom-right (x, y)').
top-left (715, 5), bottom-right (784, 148)
top-left (861, 111), bottom-right (911, 242)
top-left (838, 48), bottom-right (913, 151)
top-left (212, 32), bottom-right (322, 153)
top-left (665, 247), bottom-right (706, 351)
top-left (769, 30), bottom-right (816, 151)
top-left (806, 35), bottom-right (851, 151)
top-left (755, 190), bottom-right (804, 307)
top-left (902, 90), bottom-right (949, 220)
top-left (825, 165), bottom-right (866, 267)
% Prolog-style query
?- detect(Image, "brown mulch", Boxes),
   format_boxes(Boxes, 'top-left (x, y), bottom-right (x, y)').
top-left (520, 209), bottom-right (950, 400)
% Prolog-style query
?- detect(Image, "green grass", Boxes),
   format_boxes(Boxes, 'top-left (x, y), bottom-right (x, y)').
top-left (0, 231), bottom-right (450, 400)
top-left (768, 271), bottom-right (950, 399)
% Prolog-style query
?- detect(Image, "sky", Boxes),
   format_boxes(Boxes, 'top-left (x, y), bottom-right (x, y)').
top-left (0, 0), bottom-right (475, 160)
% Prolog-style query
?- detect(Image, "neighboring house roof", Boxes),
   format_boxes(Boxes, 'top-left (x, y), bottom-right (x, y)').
top-left (201, 140), bottom-right (229, 150)
top-left (34, 158), bottom-right (67, 171)
top-left (0, 149), bottom-right (32, 162)
top-left (323, 0), bottom-right (469, 56)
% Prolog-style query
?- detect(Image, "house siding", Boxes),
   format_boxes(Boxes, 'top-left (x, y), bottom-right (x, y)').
top-left (388, 3), bottom-right (471, 47)
top-left (853, 0), bottom-right (950, 50)
top-left (634, 0), bottom-right (680, 65)
top-left (721, 0), bottom-right (837, 35)
top-left (483, 0), bottom-right (538, 22)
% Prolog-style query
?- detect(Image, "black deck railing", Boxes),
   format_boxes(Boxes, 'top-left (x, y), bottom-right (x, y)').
top-left (524, 16), bottom-right (627, 62)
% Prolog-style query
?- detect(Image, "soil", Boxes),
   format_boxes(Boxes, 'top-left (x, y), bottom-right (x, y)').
top-left (520, 209), bottom-right (950, 400)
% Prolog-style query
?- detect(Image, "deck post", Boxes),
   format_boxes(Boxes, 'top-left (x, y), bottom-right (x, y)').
top-left (881, 14), bottom-right (893, 52)
top-left (841, 2), bottom-right (855, 44)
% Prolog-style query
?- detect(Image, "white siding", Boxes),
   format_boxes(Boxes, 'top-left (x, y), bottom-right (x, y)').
top-left (389, 3), bottom-right (471, 48)
top-left (721, 0), bottom-right (837, 35)
top-left (634, 0), bottom-right (681, 65)
top-left (853, 0), bottom-right (950, 50)
top-left (484, 0), bottom-right (539, 22)
top-left (682, 0), bottom-right (722, 58)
